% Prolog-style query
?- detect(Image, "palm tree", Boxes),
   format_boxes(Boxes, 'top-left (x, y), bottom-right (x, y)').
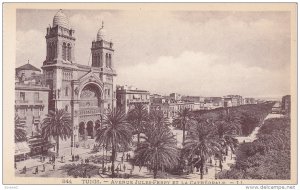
top-left (41, 109), bottom-right (72, 156)
top-left (127, 103), bottom-right (148, 145)
top-left (173, 108), bottom-right (194, 145)
top-left (15, 115), bottom-right (27, 142)
top-left (149, 110), bottom-right (170, 130)
top-left (95, 109), bottom-right (132, 177)
top-left (183, 119), bottom-right (222, 179)
top-left (134, 126), bottom-right (179, 179)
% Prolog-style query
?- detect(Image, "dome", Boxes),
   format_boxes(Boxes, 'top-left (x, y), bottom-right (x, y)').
top-left (53, 9), bottom-right (70, 29)
top-left (96, 22), bottom-right (106, 41)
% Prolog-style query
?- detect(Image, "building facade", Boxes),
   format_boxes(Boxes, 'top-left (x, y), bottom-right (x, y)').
top-left (41, 10), bottom-right (117, 150)
top-left (15, 63), bottom-right (51, 158)
top-left (282, 95), bottom-right (291, 114)
top-left (116, 85), bottom-right (150, 114)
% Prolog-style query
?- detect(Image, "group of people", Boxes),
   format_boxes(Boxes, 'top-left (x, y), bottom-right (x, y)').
top-left (71, 155), bottom-right (81, 162)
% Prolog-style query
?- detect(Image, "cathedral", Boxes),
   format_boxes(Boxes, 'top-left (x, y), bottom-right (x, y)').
top-left (42, 9), bottom-right (117, 149)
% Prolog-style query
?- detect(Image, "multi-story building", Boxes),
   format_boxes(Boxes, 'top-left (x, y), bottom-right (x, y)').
top-left (170, 93), bottom-right (182, 101)
top-left (204, 97), bottom-right (224, 110)
top-left (223, 95), bottom-right (243, 107)
top-left (15, 63), bottom-right (51, 159)
top-left (243, 98), bottom-right (256, 104)
top-left (116, 85), bottom-right (150, 114)
top-left (40, 10), bottom-right (117, 152)
top-left (282, 95), bottom-right (291, 114)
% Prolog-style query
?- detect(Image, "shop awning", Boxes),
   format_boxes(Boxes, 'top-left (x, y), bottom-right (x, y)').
top-left (15, 142), bottom-right (30, 155)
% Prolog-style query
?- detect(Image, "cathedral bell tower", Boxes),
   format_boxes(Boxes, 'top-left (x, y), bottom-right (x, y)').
top-left (42, 9), bottom-right (76, 112)
top-left (91, 22), bottom-right (114, 69)
top-left (44, 9), bottom-right (76, 65)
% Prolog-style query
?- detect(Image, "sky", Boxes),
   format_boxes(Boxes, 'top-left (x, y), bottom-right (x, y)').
top-left (16, 9), bottom-right (291, 98)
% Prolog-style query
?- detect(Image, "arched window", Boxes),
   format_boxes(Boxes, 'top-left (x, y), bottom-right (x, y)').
top-left (105, 53), bottom-right (108, 67)
top-left (47, 43), bottom-right (50, 60)
top-left (53, 42), bottom-right (57, 59)
top-left (67, 43), bottom-right (71, 61)
top-left (62, 42), bottom-right (66, 60)
top-left (65, 86), bottom-right (69, 96)
top-left (95, 54), bottom-right (98, 67)
top-left (109, 54), bottom-right (112, 68)
top-left (100, 52), bottom-right (103, 67)
top-left (49, 43), bottom-right (52, 60)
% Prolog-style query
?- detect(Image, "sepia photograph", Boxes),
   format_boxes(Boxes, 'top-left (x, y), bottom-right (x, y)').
top-left (2, 2), bottom-right (297, 186)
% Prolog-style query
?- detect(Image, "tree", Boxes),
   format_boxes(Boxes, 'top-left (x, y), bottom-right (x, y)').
top-left (173, 108), bottom-right (194, 145)
top-left (95, 109), bottom-right (132, 177)
top-left (15, 115), bottom-right (27, 142)
top-left (215, 111), bottom-right (240, 156)
top-left (127, 103), bottom-right (148, 145)
top-left (134, 126), bottom-right (179, 179)
top-left (149, 110), bottom-right (170, 129)
top-left (183, 120), bottom-right (222, 179)
top-left (41, 109), bottom-right (72, 156)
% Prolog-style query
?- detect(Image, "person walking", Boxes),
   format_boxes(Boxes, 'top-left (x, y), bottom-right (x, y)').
top-left (35, 166), bottom-right (39, 174)
top-left (23, 166), bottom-right (27, 174)
top-left (53, 164), bottom-right (55, 171)
top-left (42, 164), bottom-right (45, 172)
top-left (123, 164), bottom-right (126, 172)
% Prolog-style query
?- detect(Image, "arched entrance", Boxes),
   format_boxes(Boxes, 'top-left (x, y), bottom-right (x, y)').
top-left (86, 121), bottom-right (94, 139)
top-left (79, 122), bottom-right (85, 140)
top-left (78, 83), bottom-right (103, 141)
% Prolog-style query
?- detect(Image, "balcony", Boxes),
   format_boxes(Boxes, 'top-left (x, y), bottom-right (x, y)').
top-left (15, 100), bottom-right (29, 105)
top-left (79, 107), bottom-right (101, 116)
top-left (127, 99), bottom-right (150, 104)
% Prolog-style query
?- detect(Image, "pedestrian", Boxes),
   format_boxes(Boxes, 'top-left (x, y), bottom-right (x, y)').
top-left (224, 156), bottom-right (226, 161)
top-left (14, 162), bottom-right (17, 169)
top-left (108, 166), bottom-right (111, 173)
top-left (123, 164), bottom-right (126, 172)
top-left (23, 166), bottom-right (27, 174)
top-left (72, 155), bottom-right (74, 162)
top-left (206, 167), bottom-right (208, 174)
top-left (132, 164), bottom-right (135, 172)
top-left (42, 164), bottom-right (45, 172)
top-left (116, 166), bottom-right (120, 174)
top-left (35, 166), bottom-right (38, 174)
top-left (61, 156), bottom-right (63, 162)
top-left (53, 164), bottom-right (55, 171)
top-left (40, 156), bottom-right (43, 162)
top-left (128, 153), bottom-right (131, 159)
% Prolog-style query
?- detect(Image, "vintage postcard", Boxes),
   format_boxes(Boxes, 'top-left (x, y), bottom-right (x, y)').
top-left (2, 3), bottom-right (297, 185)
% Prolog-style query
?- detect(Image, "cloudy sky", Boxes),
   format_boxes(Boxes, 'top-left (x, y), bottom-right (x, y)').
top-left (16, 9), bottom-right (291, 98)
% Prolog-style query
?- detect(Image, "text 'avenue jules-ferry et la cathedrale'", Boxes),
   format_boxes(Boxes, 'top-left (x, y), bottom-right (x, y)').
top-left (42, 10), bottom-right (116, 152)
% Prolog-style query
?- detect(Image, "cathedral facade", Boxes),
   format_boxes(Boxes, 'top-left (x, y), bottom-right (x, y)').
top-left (41, 10), bottom-right (117, 149)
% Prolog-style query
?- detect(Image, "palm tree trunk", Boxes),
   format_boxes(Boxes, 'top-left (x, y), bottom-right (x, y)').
top-left (153, 168), bottom-right (158, 179)
top-left (182, 123), bottom-right (186, 146)
top-left (56, 136), bottom-right (60, 156)
top-left (111, 145), bottom-right (116, 177)
top-left (200, 161), bottom-right (204, 179)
